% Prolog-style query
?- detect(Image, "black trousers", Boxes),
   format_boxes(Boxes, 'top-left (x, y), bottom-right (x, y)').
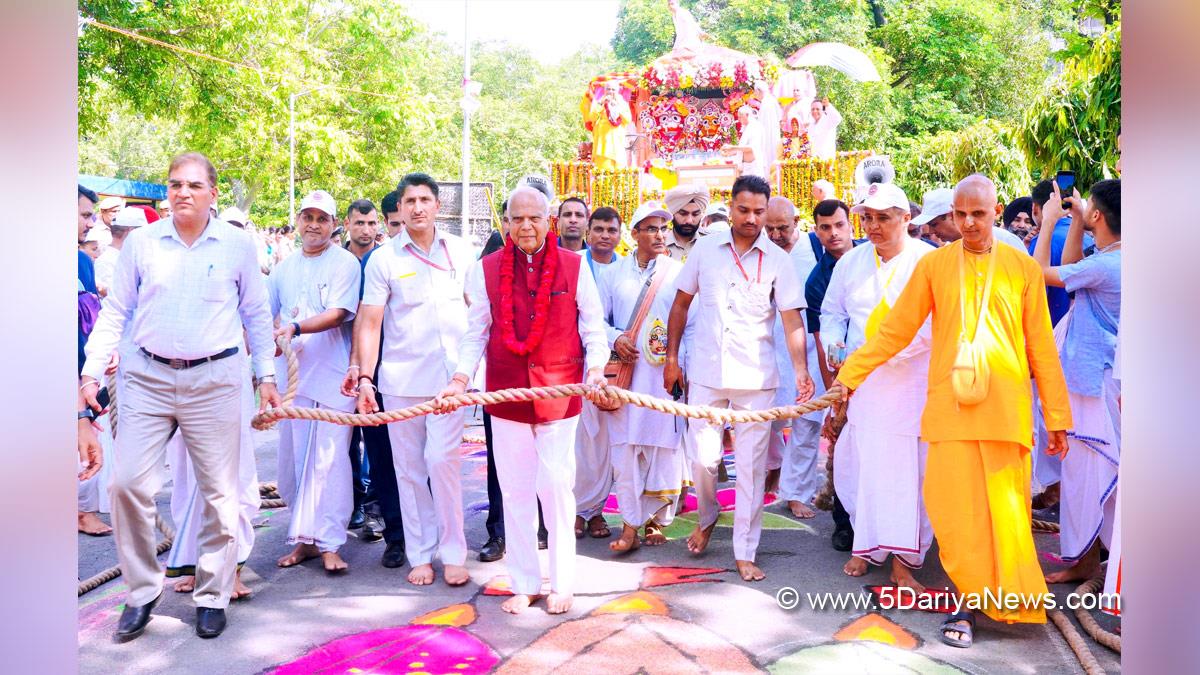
top-left (831, 493), bottom-right (853, 533)
top-left (483, 411), bottom-right (546, 540)
top-left (349, 391), bottom-right (405, 547)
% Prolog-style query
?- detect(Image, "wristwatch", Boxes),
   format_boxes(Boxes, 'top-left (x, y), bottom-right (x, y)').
top-left (78, 408), bottom-right (96, 421)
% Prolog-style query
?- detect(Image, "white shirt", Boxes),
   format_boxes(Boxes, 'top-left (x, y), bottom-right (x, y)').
top-left (774, 240), bottom-right (824, 414)
top-left (93, 246), bottom-right (121, 292)
top-left (82, 217), bottom-right (276, 381)
top-left (268, 244), bottom-right (361, 410)
top-left (455, 245), bottom-right (611, 381)
top-left (820, 236), bottom-right (934, 356)
top-left (675, 228), bottom-right (806, 390)
top-left (362, 228), bottom-right (476, 398)
top-left (808, 102), bottom-right (843, 160)
top-left (739, 118), bottom-right (767, 178)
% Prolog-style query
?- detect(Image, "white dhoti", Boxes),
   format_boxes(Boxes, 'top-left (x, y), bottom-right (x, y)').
top-left (78, 419), bottom-right (113, 513)
top-left (383, 395), bottom-right (467, 567)
top-left (573, 400), bottom-right (612, 520)
top-left (277, 395), bottom-right (354, 551)
top-left (833, 358), bottom-right (933, 568)
top-left (687, 383), bottom-right (775, 562)
top-left (767, 314), bottom-right (825, 503)
top-left (1060, 370), bottom-right (1120, 562)
top-left (612, 443), bottom-right (685, 528)
top-left (1032, 383), bottom-right (1064, 494)
top-left (491, 415), bottom-right (578, 596)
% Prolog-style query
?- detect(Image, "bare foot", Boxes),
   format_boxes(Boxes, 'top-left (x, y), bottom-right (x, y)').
top-left (278, 543), bottom-right (320, 567)
top-left (764, 468), bottom-right (781, 495)
top-left (735, 559), bottom-right (766, 582)
top-left (643, 523), bottom-right (667, 546)
top-left (843, 556), bottom-right (868, 577)
top-left (1045, 543), bottom-right (1102, 584)
top-left (173, 575), bottom-right (195, 593)
top-left (501, 594), bottom-right (541, 614)
top-left (686, 521), bottom-right (717, 555)
top-left (609, 524), bottom-right (640, 553)
top-left (408, 562), bottom-right (435, 585)
top-left (78, 511), bottom-right (112, 536)
top-left (322, 551), bottom-right (348, 574)
top-left (547, 592), bottom-right (574, 614)
top-left (232, 569), bottom-right (252, 600)
top-left (787, 500), bottom-right (816, 519)
top-left (890, 558), bottom-right (926, 595)
top-left (444, 563), bottom-right (469, 586)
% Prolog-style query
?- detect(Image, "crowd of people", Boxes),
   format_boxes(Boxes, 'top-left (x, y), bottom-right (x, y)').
top-left (75, 148), bottom-right (1121, 651)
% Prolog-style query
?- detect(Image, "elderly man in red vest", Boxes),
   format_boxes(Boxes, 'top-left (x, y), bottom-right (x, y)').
top-left (437, 186), bottom-right (610, 615)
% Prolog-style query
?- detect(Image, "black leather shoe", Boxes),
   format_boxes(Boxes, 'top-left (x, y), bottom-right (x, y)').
top-left (361, 514), bottom-right (384, 542)
top-left (115, 591), bottom-right (161, 642)
top-left (195, 607), bottom-right (226, 639)
top-left (537, 532), bottom-right (548, 550)
top-left (478, 536), bottom-right (505, 562)
top-left (831, 528), bottom-right (854, 552)
top-left (381, 541), bottom-right (407, 568)
top-left (348, 506), bottom-right (366, 530)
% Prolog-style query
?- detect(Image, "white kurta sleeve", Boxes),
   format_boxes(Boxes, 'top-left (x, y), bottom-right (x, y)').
top-left (596, 266), bottom-right (623, 348)
top-left (454, 260), bottom-right (491, 379)
top-left (820, 252), bottom-right (851, 350)
top-left (237, 237), bottom-right (278, 379)
top-left (575, 260), bottom-right (612, 371)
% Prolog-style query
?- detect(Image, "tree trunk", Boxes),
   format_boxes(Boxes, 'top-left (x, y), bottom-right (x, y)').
top-left (868, 0), bottom-right (886, 27)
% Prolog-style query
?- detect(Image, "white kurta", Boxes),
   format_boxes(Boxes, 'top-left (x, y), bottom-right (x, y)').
top-left (807, 102), bottom-right (842, 160)
top-left (598, 254), bottom-right (695, 527)
top-left (574, 255), bottom-right (618, 520)
top-left (166, 353), bottom-right (260, 574)
top-left (822, 237), bottom-right (935, 566)
top-left (269, 244), bottom-right (360, 550)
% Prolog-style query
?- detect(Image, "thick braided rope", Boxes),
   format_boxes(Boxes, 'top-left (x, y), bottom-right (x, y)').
top-left (253, 384), bottom-right (844, 430)
top-left (1073, 576), bottom-right (1122, 653)
top-left (77, 514), bottom-right (175, 597)
top-left (1048, 609), bottom-right (1106, 675)
top-left (1032, 518), bottom-right (1062, 533)
top-left (253, 338), bottom-right (842, 431)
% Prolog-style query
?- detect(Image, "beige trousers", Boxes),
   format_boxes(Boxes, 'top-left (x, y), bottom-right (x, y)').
top-left (110, 350), bottom-right (241, 609)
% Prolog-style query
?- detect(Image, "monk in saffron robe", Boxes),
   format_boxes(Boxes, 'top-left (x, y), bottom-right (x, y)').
top-left (833, 175), bottom-right (1072, 648)
top-left (588, 82), bottom-right (633, 170)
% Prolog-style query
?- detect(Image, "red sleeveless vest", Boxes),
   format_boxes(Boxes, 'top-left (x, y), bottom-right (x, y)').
top-left (482, 244), bottom-right (585, 424)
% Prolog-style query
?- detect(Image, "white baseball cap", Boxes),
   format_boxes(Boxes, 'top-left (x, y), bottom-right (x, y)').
top-left (97, 196), bottom-right (125, 211)
top-left (219, 206), bottom-right (248, 225)
top-left (850, 182), bottom-right (910, 215)
top-left (630, 201), bottom-right (671, 228)
top-left (910, 187), bottom-right (953, 225)
top-left (112, 206), bottom-right (148, 229)
top-left (299, 190), bottom-right (337, 217)
top-left (812, 179), bottom-right (835, 196)
top-left (705, 202), bottom-right (729, 218)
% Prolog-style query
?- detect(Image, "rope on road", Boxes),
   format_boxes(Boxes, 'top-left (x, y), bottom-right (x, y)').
top-left (78, 514), bottom-right (175, 597)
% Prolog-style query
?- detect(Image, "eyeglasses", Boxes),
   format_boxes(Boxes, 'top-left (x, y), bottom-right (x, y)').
top-left (636, 226), bottom-right (670, 235)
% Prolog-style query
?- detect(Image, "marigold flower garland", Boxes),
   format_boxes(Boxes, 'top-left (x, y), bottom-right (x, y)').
top-left (498, 232), bottom-right (560, 356)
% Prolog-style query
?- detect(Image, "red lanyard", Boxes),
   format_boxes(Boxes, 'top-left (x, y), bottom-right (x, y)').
top-left (729, 245), bottom-right (763, 283)
top-left (405, 239), bottom-right (456, 277)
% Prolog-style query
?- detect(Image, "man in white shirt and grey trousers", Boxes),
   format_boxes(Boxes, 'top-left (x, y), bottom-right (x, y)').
top-left (79, 152), bottom-right (281, 642)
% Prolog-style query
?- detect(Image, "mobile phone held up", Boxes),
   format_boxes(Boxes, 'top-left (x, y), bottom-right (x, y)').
top-left (1055, 170), bottom-right (1076, 209)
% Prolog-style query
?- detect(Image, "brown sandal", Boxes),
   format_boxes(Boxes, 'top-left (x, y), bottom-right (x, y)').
top-left (587, 514), bottom-right (612, 538)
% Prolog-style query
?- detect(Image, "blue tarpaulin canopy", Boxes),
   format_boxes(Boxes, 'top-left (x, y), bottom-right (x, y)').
top-left (79, 174), bottom-right (167, 201)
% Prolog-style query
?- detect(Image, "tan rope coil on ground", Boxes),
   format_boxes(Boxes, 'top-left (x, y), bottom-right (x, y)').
top-left (1073, 576), bottom-right (1121, 653)
top-left (1032, 518), bottom-right (1062, 533)
top-left (78, 514), bottom-right (175, 597)
top-left (1049, 609), bottom-right (1105, 675)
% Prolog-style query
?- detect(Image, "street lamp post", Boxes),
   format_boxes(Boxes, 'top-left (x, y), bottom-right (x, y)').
top-left (288, 85), bottom-right (333, 226)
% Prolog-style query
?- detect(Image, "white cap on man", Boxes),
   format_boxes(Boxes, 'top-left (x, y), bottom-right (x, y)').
top-left (112, 206), bottom-right (149, 229)
top-left (910, 187), bottom-right (953, 225)
top-left (812, 179), bottom-right (836, 200)
top-left (850, 182), bottom-right (910, 215)
top-left (704, 202), bottom-right (729, 219)
top-left (630, 201), bottom-right (671, 228)
top-left (97, 195), bottom-right (125, 211)
top-left (219, 206), bottom-right (248, 226)
top-left (299, 190), bottom-right (337, 217)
